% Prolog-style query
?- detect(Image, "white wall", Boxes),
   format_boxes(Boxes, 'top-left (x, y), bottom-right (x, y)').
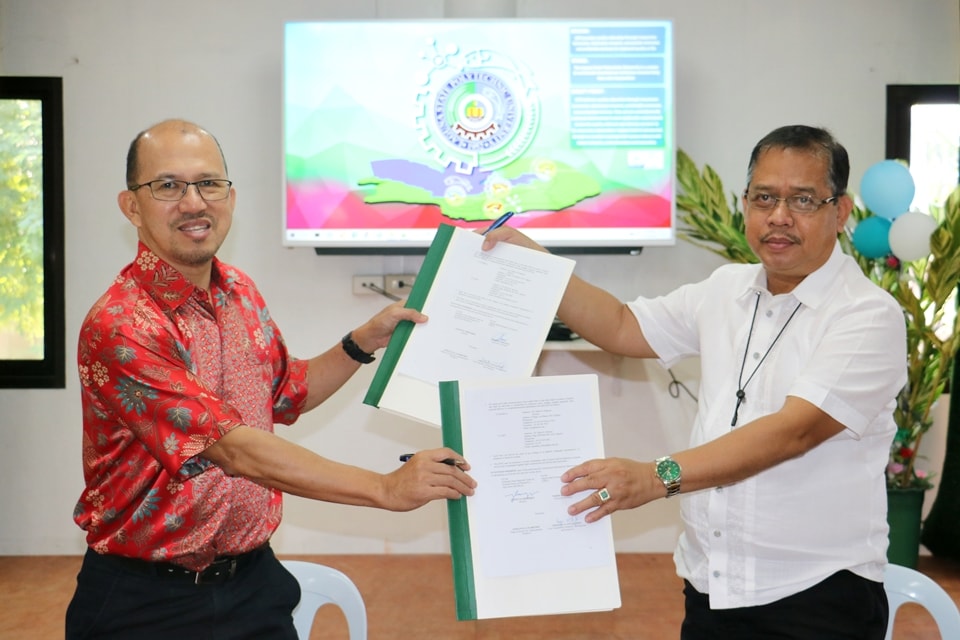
top-left (0, 0), bottom-right (957, 556)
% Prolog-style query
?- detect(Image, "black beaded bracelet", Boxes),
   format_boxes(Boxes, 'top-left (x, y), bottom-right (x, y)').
top-left (341, 332), bottom-right (375, 364)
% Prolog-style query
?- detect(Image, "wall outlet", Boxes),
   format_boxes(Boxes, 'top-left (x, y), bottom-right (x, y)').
top-left (352, 275), bottom-right (384, 296)
top-left (385, 273), bottom-right (417, 298)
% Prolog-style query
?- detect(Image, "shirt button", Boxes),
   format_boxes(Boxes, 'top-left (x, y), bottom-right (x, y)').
top-left (713, 530), bottom-right (721, 537)
top-left (713, 571), bottom-right (721, 578)
top-left (716, 486), bottom-right (723, 492)
top-left (766, 310), bottom-right (773, 317)
top-left (753, 351), bottom-right (760, 360)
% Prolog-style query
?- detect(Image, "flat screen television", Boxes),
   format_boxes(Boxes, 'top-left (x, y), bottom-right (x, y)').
top-left (283, 19), bottom-right (675, 254)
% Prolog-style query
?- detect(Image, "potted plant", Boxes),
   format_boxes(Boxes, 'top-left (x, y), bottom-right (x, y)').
top-left (674, 149), bottom-right (960, 566)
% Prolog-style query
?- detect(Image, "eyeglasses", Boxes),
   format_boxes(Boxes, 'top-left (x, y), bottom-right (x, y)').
top-left (744, 190), bottom-right (839, 214)
top-left (130, 179), bottom-right (233, 202)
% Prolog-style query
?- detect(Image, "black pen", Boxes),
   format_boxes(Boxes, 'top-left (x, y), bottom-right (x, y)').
top-left (481, 211), bottom-right (514, 235)
top-left (399, 453), bottom-right (462, 466)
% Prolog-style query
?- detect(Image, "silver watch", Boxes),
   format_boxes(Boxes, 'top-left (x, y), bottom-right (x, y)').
top-left (655, 456), bottom-right (682, 498)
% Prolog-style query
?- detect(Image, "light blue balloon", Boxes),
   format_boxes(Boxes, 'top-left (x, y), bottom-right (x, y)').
top-left (859, 160), bottom-right (915, 219)
top-left (852, 215), bottom-right (892, 258)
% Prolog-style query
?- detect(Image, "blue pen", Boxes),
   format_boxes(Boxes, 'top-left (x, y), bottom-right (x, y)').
top-left (481, 211), bottom-right (514, 235)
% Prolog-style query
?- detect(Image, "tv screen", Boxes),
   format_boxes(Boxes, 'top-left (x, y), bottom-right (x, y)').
top-left (283, 19), bottom-right (675, 254)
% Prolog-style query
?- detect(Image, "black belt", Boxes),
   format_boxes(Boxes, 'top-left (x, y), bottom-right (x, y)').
top-left (93, 544), bottom-right (269, 585)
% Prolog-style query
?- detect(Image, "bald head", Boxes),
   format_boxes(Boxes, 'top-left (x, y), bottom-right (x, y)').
top-left (125, 119), bottom-right (228, 188)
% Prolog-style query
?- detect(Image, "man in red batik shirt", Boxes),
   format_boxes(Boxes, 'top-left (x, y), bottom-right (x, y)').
top-left (65, 119), bottom-right (476, 639)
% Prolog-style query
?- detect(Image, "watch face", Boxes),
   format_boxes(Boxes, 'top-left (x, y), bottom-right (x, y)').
top-left (657, 458), bottom-right (681, 483)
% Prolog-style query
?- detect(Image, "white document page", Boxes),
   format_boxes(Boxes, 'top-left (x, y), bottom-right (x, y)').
top-left (379, 228), bottom-right (574, 426)
top-left (455, 374), bottom-right (620, 619)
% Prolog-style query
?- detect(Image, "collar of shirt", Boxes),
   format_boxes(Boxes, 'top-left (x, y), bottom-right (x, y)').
top-left (130, 242), bottom-right (237, 312)
top-left (738, 240), bottom-right (847, 310)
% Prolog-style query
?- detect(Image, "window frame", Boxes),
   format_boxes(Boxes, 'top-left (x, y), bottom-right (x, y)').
top-left (0, 76), bottom-right (66, 388)
top-left (886, 84), bottom-right (960, 410)
top-left (886, 84), bottom-right (960, 163)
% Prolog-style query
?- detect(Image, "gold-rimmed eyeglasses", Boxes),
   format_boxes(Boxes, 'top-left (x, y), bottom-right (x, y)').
top-left (743, 190), bottom-right (839, 214)
top-left (130, 179), bottom-right (233, 202)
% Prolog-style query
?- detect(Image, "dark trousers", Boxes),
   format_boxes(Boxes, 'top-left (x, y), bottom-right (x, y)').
top-left (65, 546), bottom-right (300, 639)
top-left (681, 570), bottom-right (889, 640)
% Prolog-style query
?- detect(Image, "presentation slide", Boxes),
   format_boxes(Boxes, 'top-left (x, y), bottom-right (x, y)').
top-left (283, 19), bottom-right (674, 251)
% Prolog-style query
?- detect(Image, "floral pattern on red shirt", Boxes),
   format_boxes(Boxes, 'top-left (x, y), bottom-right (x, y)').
top-left (74, 243), bottom-right (308, 570)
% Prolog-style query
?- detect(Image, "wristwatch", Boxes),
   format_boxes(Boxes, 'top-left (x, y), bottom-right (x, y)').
top-left (654, 456), bottom-right (682, 498)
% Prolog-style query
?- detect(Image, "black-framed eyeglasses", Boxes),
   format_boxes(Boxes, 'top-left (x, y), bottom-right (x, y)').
top-left (743, 190), bottom-right (839, 214)
top-left (129, 179), bottom-right (233, 202)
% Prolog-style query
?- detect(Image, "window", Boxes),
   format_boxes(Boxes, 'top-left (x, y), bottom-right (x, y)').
top-left (886, 84), bottom-right (960, 209)
top-left (0, 77), bottom-right (65, 388)
top-left (887, 85), bottom-right (960, 410)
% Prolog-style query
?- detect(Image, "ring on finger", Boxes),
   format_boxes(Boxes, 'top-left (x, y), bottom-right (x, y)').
top-left (596, 487), bottom-right (611, 505)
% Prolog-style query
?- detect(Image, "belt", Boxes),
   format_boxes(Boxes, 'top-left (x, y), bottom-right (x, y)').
top-left (95, 544), bottom-right (269, 585)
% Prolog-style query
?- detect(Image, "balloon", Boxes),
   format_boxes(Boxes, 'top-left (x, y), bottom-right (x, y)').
top-left (859, 160), bottom-right (915, 219)
top-left (852, 216), bottom-right (892, 258)
top-left (889, 210), bottom-right (938, 261)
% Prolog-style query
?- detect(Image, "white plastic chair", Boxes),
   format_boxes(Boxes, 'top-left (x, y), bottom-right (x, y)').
top-left (884, 562), bottom-right (960, 640)
top-left (281, 560), bottom-right (368, 640)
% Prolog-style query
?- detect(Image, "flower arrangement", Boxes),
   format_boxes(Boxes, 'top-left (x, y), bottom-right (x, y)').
top-left (675, 149), bottom-right (960, 490)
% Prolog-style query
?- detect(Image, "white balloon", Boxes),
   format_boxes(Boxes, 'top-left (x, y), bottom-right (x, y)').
top-left (889, 211), bottom-right (938, 261)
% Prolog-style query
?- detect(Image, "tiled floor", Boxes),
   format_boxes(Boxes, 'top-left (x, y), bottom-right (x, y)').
top-left (2, 553), bottom-right (957, 639)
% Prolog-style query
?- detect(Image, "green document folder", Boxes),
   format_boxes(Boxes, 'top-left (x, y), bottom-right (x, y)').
top-left (439, 375), bottom-right (621, 621)
top-left (363, 223), bottom-right (455, 412)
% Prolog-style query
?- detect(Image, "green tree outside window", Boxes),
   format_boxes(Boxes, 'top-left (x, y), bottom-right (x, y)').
top-left (0, 97), bottom-right (44, 359)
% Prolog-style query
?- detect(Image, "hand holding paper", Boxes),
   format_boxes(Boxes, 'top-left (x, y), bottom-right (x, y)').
top-left (559, 455), bottom-right (653, 523)
top-left (364, 224), bottom-right (575, 426)
top-left (440, 374), bottom-right (621, 620)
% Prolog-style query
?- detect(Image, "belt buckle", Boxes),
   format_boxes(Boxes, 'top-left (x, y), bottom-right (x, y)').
top-left (194, 557), bottom-right (237, 585)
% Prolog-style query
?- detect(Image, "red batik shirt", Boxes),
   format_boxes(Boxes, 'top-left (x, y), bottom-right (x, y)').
top-left (74, 243), bottom-right (309, 570)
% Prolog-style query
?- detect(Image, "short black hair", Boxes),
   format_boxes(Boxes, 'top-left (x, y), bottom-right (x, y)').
top-left (746, 125), bottom-right (849, 196)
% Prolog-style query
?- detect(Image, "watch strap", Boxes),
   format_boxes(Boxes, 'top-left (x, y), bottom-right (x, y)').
top-left (341, 332), bottom-right (375, 364)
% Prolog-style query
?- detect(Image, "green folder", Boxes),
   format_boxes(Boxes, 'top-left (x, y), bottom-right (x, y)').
top-left (363, 223), bottom-right (455, 409)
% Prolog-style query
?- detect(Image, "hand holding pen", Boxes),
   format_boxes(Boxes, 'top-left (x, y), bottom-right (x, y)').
top-left (400, 453), bottom-right (466, 468)
top-left (389, 449), bottom-right (476, 507)
top-left (479, 210), bottom-right (547, 254)
top-left (482, 210), bottom-right (514, 235)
